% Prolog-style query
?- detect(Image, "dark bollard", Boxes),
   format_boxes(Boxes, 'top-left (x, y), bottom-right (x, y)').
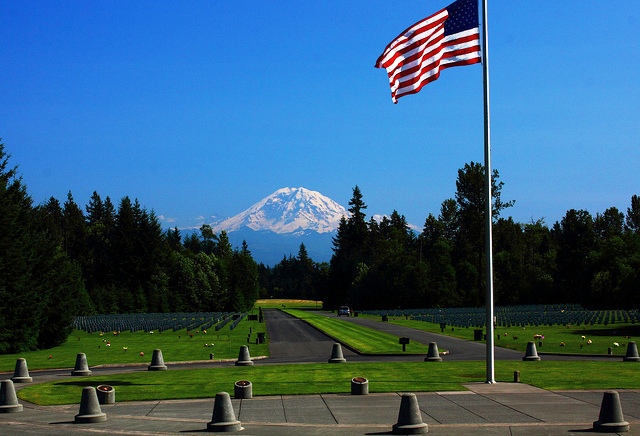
top-left (623, 341), bottom-right (640, 362)
top-left (207, 392), bottom-right (242, 432)
top-left (424, 342), bottom-right (442, 362)
top-left (514, 370), bottom-right (520, 383)
top-left (148, 349), bottom-right (168, 370)
top-left (593, 390), bottom-right (629, 432)
top-left (0, 380), bottom-right (23, 413)
top-left (523, 341), bottom-right (541, 361)
top-left (235, 345), bottom-right (254, 366)
top-left (392, 393), bottom-right (428, 434)
top-left (71, 353), bottom-right (92, 376)
top-left (12, 358), bottom-right (32, 383)
top-left (328, 343), bottom-right (347, 363)
top-left (75, 386), bottom-right (107, 423)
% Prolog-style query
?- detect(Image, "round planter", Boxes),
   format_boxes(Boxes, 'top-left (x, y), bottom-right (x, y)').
top-left (234, 380), bottom-right (252, 399)
top-left (96, 385), bottom-right (115, 404)
top-left (351, 377), bottom-right (369, 395)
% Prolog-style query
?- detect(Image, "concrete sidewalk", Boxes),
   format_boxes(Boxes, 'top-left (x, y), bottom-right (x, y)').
top-left (2, 382), bottom-right (639, 435)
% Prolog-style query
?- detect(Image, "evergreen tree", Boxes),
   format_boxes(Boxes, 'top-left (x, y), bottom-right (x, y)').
top-left (521, 220), bottom-right (555, 303)
top-left (552, 209), bottom-right (596, 304)
top-left (0, 143), bottom-right (89, 352)
top-left (166, 227), bottom-right (182, 251)
top-left (183, 232), bottom-right (201, 253)
top-left (328, 186), bottom-right (369, 309)
top-left (453, 162), bottom-right (513, 306)
top-left (626, 195), bottom-right (640, 233)
top-left (62, 191), bottom-right (87, 262)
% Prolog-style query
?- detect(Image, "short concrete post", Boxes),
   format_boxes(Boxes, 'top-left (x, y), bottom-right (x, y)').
top-left (351, 377), bottom-right (369, 395)
top-left (593, 390), bottom-right (629, 432)
top-left (234, 380), bottom-right (252, 399)
top-left (0, 380), bottom-right (23, 413)
top-left (71, 353), bottom-right (92, 376)
top-left (12, 358), bottom-right (33, 383)
top-left (207, 392), bottom-right (242, 432)
top-left (235, 345), bottom-right (254, 366)
top-left (148, 349), bottom-right (168, 370)
top-left (74, 386), bottom-right (107, 423)
top-left (424, 342), bottom-right (442, 362)
top-left (623, 341), bottom-right (640, 362)
top-left (392, 393), bottom-right (428, 434)
top-left (522, 341), bottom-right (541, 361)
top-left (328, 343), bottom-right (347, 363)
top-left (514, 370), bottom-right (520, 383)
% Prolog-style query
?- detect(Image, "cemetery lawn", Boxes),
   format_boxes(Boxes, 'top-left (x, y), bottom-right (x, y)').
top-left (283, 309), bottom-right (431, 354)
top-left (379, 317), bottom-right (640, 356)
top-left (255, 299), bottom-right (323, 309)
top-left (0, 319), bottom-right (269, 372)
top-left (17, 360), bottom-right (640, 406)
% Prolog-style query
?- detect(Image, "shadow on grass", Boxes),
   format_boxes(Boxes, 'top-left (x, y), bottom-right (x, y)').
top-left (570, 325), bottom-right (640, 337)
top-left (53, 380), bottom-right (139, 387)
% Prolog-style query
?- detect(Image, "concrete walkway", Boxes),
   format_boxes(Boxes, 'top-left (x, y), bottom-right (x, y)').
top-left (2, 382), bottom-right (639, 435)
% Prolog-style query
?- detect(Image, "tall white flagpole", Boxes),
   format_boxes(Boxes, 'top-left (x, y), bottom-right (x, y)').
top-left (481, 0), bottom-right (495, 384)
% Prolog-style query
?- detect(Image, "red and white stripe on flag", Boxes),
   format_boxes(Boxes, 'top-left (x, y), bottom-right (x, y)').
top-left (375, 0), bottom-right (481, 103)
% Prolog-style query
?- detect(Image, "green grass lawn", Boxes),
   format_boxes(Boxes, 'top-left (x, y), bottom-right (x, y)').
top-left (17, 360), bottom-right (640, 406)
top-left (380, 316), bottom-right (640, 355)
top-left (283, 309), bottom-right (431, 354)
top-left (255, 299), bottom-right (323, 309)
top-left (7, 308), bottom-right (640, 406)
top-left (0, 319), bottom-right (269, 372)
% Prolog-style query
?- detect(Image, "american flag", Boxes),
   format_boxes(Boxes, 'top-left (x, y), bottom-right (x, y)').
top-left (375, 0), bottom-right (481, 103)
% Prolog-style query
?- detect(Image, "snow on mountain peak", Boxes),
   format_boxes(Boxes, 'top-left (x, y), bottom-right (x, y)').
top-left (211, 187), bottom-right (349, 234)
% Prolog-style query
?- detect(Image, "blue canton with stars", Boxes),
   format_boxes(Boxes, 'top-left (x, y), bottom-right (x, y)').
top-left (444, 0), bottom-right (479, 36)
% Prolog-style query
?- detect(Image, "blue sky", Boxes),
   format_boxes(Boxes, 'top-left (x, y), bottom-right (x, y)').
top-left (1, 1), bottom-right (638, 230)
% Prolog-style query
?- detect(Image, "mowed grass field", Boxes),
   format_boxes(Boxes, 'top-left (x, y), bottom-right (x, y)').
top-left (1, 300), bottom-right (321, 372)
top-left (17, 360), bottom-right (640, 406)
top-left (6, 301), bottom-right (640, 405)
top-left (255, 299), bottom-right (323, 309)
top-left (283, 309), bottom-right (431, 354)
top-left (377, 316), bottom-right (640, 356)
top-left (0, 319), bottom-right (269, 373)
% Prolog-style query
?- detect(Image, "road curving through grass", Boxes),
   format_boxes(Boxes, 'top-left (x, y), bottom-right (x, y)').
top-left (283, 309), bottom-right (430, 355)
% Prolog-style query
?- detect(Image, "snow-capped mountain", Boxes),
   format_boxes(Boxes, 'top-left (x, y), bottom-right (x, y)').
top-left (196, 187), bottom-right (348, 265)
top-left (211, 187), bottom-right (348, 235)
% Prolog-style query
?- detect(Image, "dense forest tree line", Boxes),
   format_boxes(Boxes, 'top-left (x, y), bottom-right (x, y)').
top-left (3, 137), bottom-right (639, 352)
top-left (258, 243), bottom-right (330, 301)
top-left (36, 191), bottom-right (259, 316)
top-left (320, 163), bottom-right (640, 312)
top-left (0, 143), bottom-right (259, 353)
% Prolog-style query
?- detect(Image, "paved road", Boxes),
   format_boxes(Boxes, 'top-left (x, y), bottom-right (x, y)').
top-left (332, 312), bottom-right (524, 360)
top-left (263, 308), bottom-right (358, 362)
top-left (263, 308), bottom-right (524, 362)
top-left (266, 309), bottom-right (618, 362)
